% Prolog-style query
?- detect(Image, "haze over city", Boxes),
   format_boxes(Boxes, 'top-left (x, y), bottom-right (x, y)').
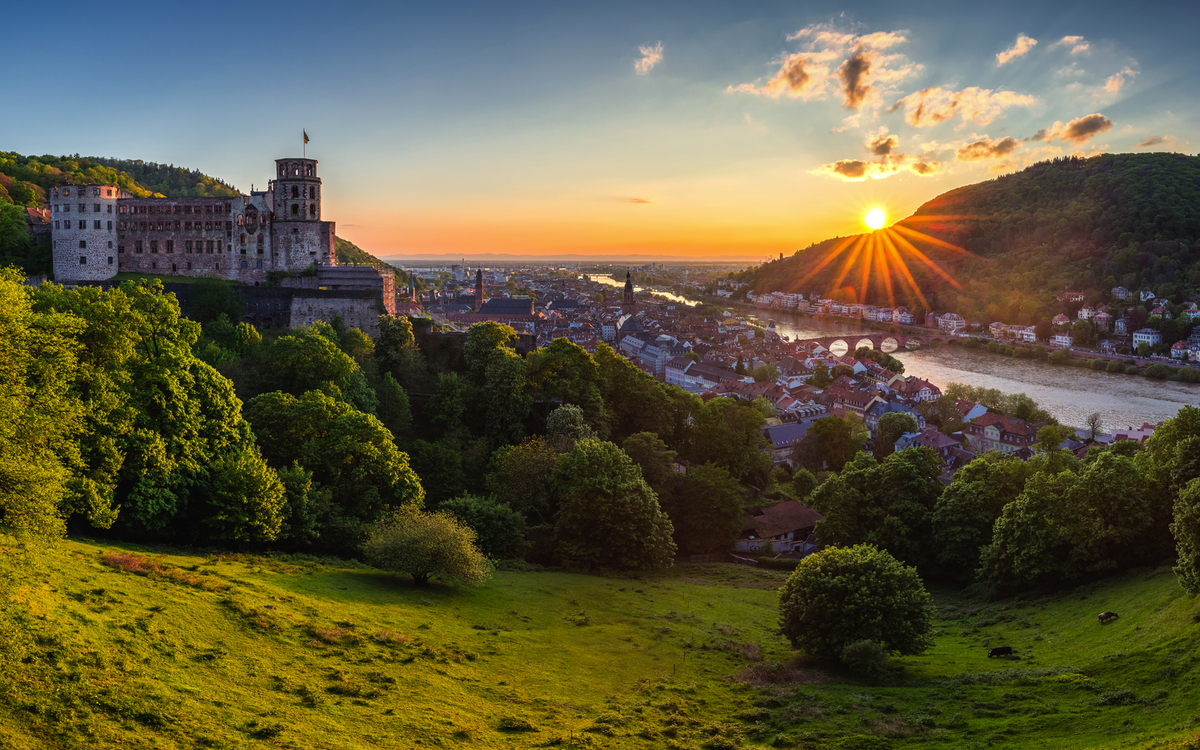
top-left (4, 0), bottom-right (1195, 261)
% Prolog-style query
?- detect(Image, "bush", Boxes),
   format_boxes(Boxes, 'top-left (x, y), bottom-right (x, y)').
top-left (1090, 359), bottom-right (1106, 370)
top-left (1047, 350), bottom-right (1072, 365)
top-left (778, 545), bottom-right (933, 660)
top-left (1145, 364), bottom-right (1172, 379)
top-left (1106, 361), bottom-right (1124, 373)
top-left (362, 507), bottom-right (493, 586)
top-left (839, 639), bottom-right (888, 678)
top-left (1125, 365), bottom-right (1141, 375)
top-left (439, 493), bottom-right (529, 560)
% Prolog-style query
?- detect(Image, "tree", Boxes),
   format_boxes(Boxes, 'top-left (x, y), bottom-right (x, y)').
top-left (791, 468), bottom-right (817, 499)
top-left (464, 321), bottom-right (518, 386)
top-left (622, 432), bottom-right (677, 491)
top-left (931, 453), bottom-right (1032, 583)
top-left (526, 338), bottom-right (609, 434)
top-left (1172, 478), bottom-right (1200, 594)
top-left (426, 371), bottom-right (468, 442)
top-left (794, 414), bottom-right (869, 473)
top-left (875, 412), bottom-right (919, 459)
top-left (375, 315), bottom-right (415, 373)
top-left (259, 325), bottom-right (358, 397)
top-left (810, 363), bottom-right (831, 388)
top-left (189, 276), bottom-right (242, 325)
top-left (407, 439), bottom-right (465, 506)
top-left (1085, 412), bottom-right (1103, 442)
top-left (752, 363), bottom-right (780, 382)
top-left (1034, 321), bottom-right (1052, 342)
top-left (376, 372), bottom-right (413, 444)
top-left (809, 448), bottom-right (944, 568)
top-left (778, 545), bottom-right (933, 661)
top-left (362, 507), bottom-right (492, 586)
top-left (275, 463), bottom-right (329, 548)
top-left (200, 441), bottom-right (285, 544)
top-left (554, 439), bottom-right (676, 571)
top-left (546, 403), bottom-right (596, 453)
top-left (479, 342), bottom-right (531, 447)
top-left (486, 436), bottom-right (560, 523)
top-left (440, 493), bottom-right (529, 560)
top-left (0, 268), bottom-right (85, 541)
top-left (660, 463), bottom-right (745, 555)
top-left (594, 343), bottom-right (698, 444)
top-left (688, 397), bottom-right (771, 485)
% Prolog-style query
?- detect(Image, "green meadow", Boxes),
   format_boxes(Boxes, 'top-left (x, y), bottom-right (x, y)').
top-left (3, 538), bottom-right (1200, 750)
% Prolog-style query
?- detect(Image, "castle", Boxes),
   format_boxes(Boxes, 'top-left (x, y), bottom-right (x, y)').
top-left (47, 157), bottom-right (393, 315)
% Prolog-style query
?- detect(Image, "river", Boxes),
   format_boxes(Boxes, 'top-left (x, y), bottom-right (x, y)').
top-left (586, 274), bottom-right (698, 306)
top-left (582, 275), bottom-right (1199, 428)
top-left (760, 311), bottom-right (1200, 430)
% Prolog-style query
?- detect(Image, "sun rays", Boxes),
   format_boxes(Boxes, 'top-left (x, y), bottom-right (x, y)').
top-left (791, 213), bottom-right (974, 309)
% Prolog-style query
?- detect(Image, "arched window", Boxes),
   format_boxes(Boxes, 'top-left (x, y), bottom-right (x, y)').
top-left (237, 214), bottom-right (243, 225)
top-left (309, 186), bottom-right (316, 199)
top-left (291, 185), bottom-right (299, 198)
top-left (256, 233), bottom-right (264, 246)
top-left (309, 204), bottom-right (316, 217)
top-left (240, 233), bottom-right (247, 244)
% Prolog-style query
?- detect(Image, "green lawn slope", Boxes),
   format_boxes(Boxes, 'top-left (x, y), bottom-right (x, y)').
top-left (3, 538), bottom-right (1200, 750)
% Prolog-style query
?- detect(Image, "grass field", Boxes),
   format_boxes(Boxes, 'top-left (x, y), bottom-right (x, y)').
top-left (2, 538), bottom-right (1200, 749)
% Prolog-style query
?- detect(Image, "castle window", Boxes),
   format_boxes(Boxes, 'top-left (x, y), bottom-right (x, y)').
top-left (206, 205), bottom-right (212, 214)
top-left (291, 204), bottom-right (299, 215)
top-left (241, 261), bottom-right (247, 269)
top-left (150, 240), bottom-right (158, 253)
top-left (207, 240), bottom-right (214, 252)
top-left (107, 241), bottom-right (112, 249)
top-left (118, 245), bottom-right (124, 254)
top-left (135, 241), bottom-right (143, 253)
top-left (241, 233), bottom-right (246, 244)
top-left (79, 256), bottom-right (86, 264)
top-left (106, 189), bottom-right (112, 197)
top-left (94, 204), bottom-right (100, 212)
top-left (55, 221), bottom-right (60, 229)
top-left (62, 188), bottom-right (70, 196)
top-left (152, 262), bottom-right (157, 270)
top-left (237, 215), bottom-right (243, 225)
top-left (257, 233), bottom-right (263, 246)
top-left (309, 204), bottom-right (316, 217)
top-left (166, 240), bottom-right (174, 253)
top-left (107, 205), bottom-right (112, 213)
top-left (175, 222), bottom-right (180, 230)
top-left (291, 186), bottom-right (299, 198)
top-left (108, 257), bottom-right (113, 265)
top-left (309, 186), bottom-right (316, 199)
top-left (257, 261), bottom-right (263, 269)
top-left (79, 204), bottom-right (86, 212)
top-left (172, 263), bottom-right (177, 272)
top-left (185, 240), bottom-right (192, 252)
top-left (95, 220), bottom-right (101, 229)
top-left (185, 206), bottom-right (191, 214)
top-left (215, 263), bottom-right (219, 270)
top-left (79, 240), bottom-right (86, 249)
top-left (107, 221), bottom-right (112, 231)
top-left (187, 262), bottom-right (192, 270)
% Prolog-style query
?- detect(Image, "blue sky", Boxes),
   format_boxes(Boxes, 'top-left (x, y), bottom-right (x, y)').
top-left (5, 0), bottom-right (1196, 259)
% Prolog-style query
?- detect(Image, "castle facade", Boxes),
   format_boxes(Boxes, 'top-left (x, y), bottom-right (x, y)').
top-left (49, 157), bottom-right (338, 285)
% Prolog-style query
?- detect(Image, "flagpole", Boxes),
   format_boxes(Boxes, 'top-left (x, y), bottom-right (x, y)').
top-left (303, 128), bottom-right (306, 160)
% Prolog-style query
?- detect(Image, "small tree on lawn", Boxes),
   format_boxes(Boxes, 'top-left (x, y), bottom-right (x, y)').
top-left (362, 507), bottom-right (492, 586)
top-left (778, 544), bottom-right (933, 664)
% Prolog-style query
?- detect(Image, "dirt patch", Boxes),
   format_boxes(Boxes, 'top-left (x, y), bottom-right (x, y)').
top-left (736, 658), bottom-right (830, 685)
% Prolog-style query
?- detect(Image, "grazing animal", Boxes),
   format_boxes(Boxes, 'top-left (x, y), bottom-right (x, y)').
top-left (1098, 612), bottom-right (1118, 625)
top-left (988, 646), bottom-right (1014, 658)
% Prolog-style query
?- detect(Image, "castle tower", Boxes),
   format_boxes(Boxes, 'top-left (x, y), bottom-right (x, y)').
top-left (49, 184), bottom-right (123, 282)
top-left (622, 269), bottom-right (635, 312)
top-left (474, 269), bottom-right (484, 311)
top-left (270, 158), bottom-right (335, 269)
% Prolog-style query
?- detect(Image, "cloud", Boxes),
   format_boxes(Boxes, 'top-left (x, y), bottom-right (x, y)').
top-left (627, 197), bottom-right (653, 204)
top-left (955, 136), bottom-right (1021, 161)
top-left (634, 42), bottom-right (663, 75)
top-left (1052, 35), bottom-right (1090, 55)
top-left (997, 33), bottom-right (1037, 66)
top-left (891, 86), bottom-right (1037, 127)
top-left (866, 127), bottom-right (899, 155)
top-left (1100, 66), bottom-right (1136, 95)
top-left (815, 129), bottom-right (937, 181)
top-left (1136, 135), bottom-right (1166, 148)
top-left (728, 23), bottom-right (917, 106)
top-left (1030, 113), bottom-right (1113, 144)
top-left (815, 154), bottom-right (940, 181)
top-left (838, 48), bottom-right (872, 109)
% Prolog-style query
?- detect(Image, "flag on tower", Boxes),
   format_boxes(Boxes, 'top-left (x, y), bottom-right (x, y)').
top-left (303, 130), bottom-right (310, 144)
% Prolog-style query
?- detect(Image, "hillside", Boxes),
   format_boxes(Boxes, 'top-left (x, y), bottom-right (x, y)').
top-left (4, 537), bottom-right (1200, 750)
top-left (740, 153), bottom-right (1200, 323)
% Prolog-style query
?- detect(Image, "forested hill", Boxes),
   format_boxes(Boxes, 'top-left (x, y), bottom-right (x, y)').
top-left (738, 152), bottom-right (1200, 323)
top-left (0, 151), bottom-right (239, 204)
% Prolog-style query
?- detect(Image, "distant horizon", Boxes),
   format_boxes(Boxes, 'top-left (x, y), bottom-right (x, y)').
top-left (379, 252), bottom-right (759, 266)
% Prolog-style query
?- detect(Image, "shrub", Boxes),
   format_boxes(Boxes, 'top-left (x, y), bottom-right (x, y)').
top-left (1047, 350), bottom-right (1072, 365)
top-left (1106, 361), bottom-right (1124, 373)
top-left (362, 507), bottom-right (493, 586)
top-left (439, 493), bottom-right (528, 560)
top-left (1145, 364), bottom-right (1172, 379)
top-left (840, 639), bottom-right (888, 678)
top-left (779, 545), bottom-right (933, 661)
top-left (1126, 365), bottom-right (1141, 375)
top-left (1090, 359), bottom-right (1106, 370)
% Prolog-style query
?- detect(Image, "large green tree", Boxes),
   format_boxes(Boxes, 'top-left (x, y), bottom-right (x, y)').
top-left (931, 453), bottom-right (1032, 583)
top-left (687, 397), bottom-right (771, 486)
top-left (363, 507), bottom-right (492, 586)
top-left (794, 414), bottom-right (869, 473)
top-left (553, 439), bottom-right (676, 571)
top-left (661, 463), bottom-right (745, 555)
top-left (778, 545), bottom-right (934, 661)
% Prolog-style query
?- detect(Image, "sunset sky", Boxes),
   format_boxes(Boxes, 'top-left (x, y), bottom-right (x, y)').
top-left (5, 0), bottom-right (1196, 261)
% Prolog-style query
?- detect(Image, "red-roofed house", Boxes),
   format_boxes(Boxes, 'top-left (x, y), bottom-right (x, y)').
top-left (964, 413), bottom-right (1038, 454)
top-left (736, 500), bottom-right (824, 554)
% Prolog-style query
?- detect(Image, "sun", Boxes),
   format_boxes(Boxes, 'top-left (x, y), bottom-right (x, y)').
top-left (864, 207), bottom-right (887, 231)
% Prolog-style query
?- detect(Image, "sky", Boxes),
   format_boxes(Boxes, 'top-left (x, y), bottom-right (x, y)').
top-left (5, 0), bottom-right (1197, 261)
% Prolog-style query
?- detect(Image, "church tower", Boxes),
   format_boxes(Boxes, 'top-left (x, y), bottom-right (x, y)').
top-left (622, 270), bottom-right (635, 312)
top-left (474, 269), bottom-right (484, 311)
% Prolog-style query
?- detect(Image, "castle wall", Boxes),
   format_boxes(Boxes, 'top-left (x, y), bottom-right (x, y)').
top-left (116, 197), bottom-right (236, 279)
top-left (289, 290), bottom-right (382, 335)
top-left (50, 184), bottom-right (121, 282)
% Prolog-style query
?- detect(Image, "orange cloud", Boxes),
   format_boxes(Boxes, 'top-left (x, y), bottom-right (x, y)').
top-left (892, 86), bottom-right (1037, 127)
top-left (997, 33), bottom-right (1037, 65)
top-left (955, 136), bottom-right (1021, 161)
top-left (866, 128), bottom-right (899, 155)
top-left (1099, 66), bottom-right (1136, 96)
top-left (839, 48), bottom-right (872, 109)
top-left (1053, 35), bottom-right (1090, 54)
top-left (814, 155), bottom-right (939, 181)
top-left (1030, 113), bottom-right (1113, 144)
top-left (635, 42), bottom-right (663, 75)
